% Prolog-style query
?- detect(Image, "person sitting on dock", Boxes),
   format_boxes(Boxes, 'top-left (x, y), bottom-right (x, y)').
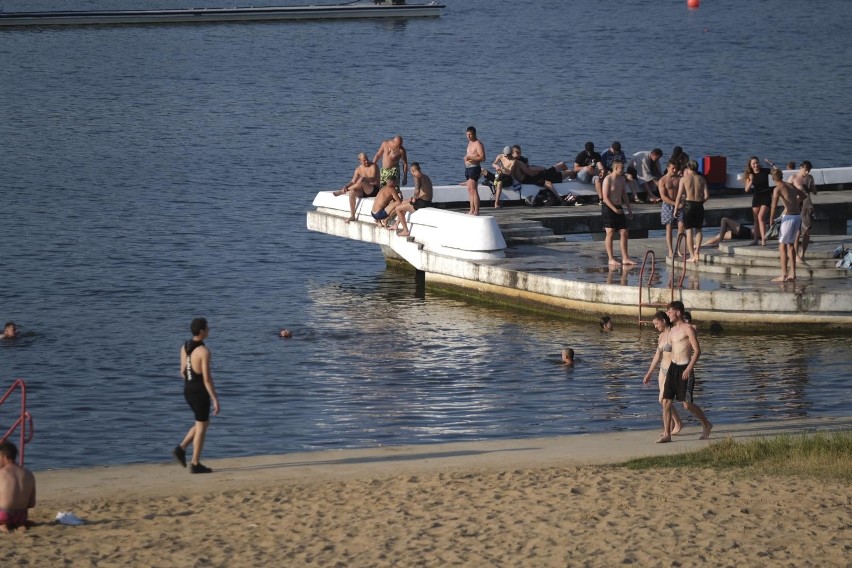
top-left (670, 146), bottom-right (689, 175)
top-left (334, 152), bottom-right (380, 223)
top-left (373, 135), bottom-right (408, 187)
top-left (626, 149), bottom-right (664, 203)
top-left (388, 162), bottom-right (432, 237)
top-left (371, 175), bottom-right (405, 229)
top-left (573, 141), bottom-right (603, 188)
top-left (601, 160), bottom-right (635, 266)
top-left (702, 217), bottom-right (754, 247)
top-left (673, 160), bottom-right (710, 262)
top-left (786, 160), bottom-right (816, 260)
top-left (658, 160), bottom-right (684, 258)
top-left (769, 168), bottom-right (807, 282)
top-left (480, 146), bottom-right (516, 207)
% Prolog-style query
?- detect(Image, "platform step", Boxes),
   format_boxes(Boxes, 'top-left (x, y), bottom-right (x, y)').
top-left (700, 250), bottom-right (840, 270)
top-left (508, 235), bottom-right (567, 245)
top-left (498, 219), bottom-right (565, 246)
top-left (667, 255), bottom-right (847, 279)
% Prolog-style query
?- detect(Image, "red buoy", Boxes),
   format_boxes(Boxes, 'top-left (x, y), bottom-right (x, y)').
top-left (687, 0), bottom-right (700, 8)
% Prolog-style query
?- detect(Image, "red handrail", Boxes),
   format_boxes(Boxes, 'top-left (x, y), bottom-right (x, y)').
top-left (637, 232), bottom-right (691, 327)
top-left (0, 379), bottom-right (33, 466)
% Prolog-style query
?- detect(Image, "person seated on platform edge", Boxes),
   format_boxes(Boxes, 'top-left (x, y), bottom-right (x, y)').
top-left (626, 148), bottom-right (664, 203)
top-left (371, 175), bottom-right (405, 229)
top-left (335, 152), bottom-right (381, 223)
top-left (481, 146), bottom-right (517, 208)
top-left (0, 441), bottom-right (37, 534)
top-left (573, 141), bottom-right (604, 189)
top-left (388, 162), bottom-right (433, 237)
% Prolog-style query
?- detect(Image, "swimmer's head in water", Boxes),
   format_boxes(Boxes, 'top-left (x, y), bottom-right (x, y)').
top-left (279, 329), bottom-right (293, 338)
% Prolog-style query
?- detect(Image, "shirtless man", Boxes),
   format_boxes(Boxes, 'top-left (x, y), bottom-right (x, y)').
top-left (373, 135), bottom-right (408, 187)
top-left (673, 160), bottom-right (710, 262)
top-left (370, 176), bottom-right (404, 228)
top-left (0, 441), bottom-right (36, 533)
top-left (481, 146), bottom-right (515, 207)
top-left (504, 151), bottom-right (573, 201)
top-left (769, 168), bottom-right (807, 282)
top-left (1, 322), bottom-right (17, 339)
top-left (601, 160), bottom-right (635, 266)
top-left (658, 160), bottom-right (684, 257)
top-left (786, 160), bottom-right (816, 259)
top-left (334, 152), bottom-right (380, 223)
top-left (389, 163), bottom-right (432, 237)
top-left (659, 301), bottom-right (712, 443)
top-left (463, 126), bottom-right (486, 216)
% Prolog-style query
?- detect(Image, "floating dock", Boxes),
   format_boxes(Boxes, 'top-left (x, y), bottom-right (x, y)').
top-left (0, 2), bottom-right (445, 27)
top-left (307, 185), bottom-right (852, 328)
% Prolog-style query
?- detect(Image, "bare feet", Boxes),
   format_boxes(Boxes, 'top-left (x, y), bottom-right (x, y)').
top-left (699, 422), bottom-right (713, 440)
top-left (396, 230), bottom-right (410, 237)
top-left (622, 258), bottom-right (637, 266)
top-left (333, 189), bottom-right (347, 197)
top-left (656, 434), bottom-right (672, 444)
top-left (786, 276), bottom-right (796, 282)
top-left (345, 216), bottom-right (356, 224)
top-left (749, 239), bottom-right (758, 245)
top-left (771, 275), bottom-right (787, 282)
top-left (608, 259), bottom-right (620, 267)
top-left (671, 423), bottom-right (683, 436)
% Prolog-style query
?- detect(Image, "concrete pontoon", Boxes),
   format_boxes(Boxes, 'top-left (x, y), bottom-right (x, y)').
top-left (308, 180), bottom-right (852, 328)
top-left (0, 1), bottom-right (444, 27)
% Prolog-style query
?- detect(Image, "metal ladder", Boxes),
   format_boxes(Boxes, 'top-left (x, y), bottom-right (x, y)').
top-left (638, 232), bottom-right (689, 327)
top-left (0, 379), bottom-right (34, 466)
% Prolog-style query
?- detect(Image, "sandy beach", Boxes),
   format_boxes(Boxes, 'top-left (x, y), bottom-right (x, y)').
top-left (7, 418), bottom-right (851, 567)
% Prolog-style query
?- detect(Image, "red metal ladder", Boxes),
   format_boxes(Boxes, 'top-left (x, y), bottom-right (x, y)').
top-left (0, 379), bottom-right (34, 466)
top-left (638, 232), bottom-right (689, 327)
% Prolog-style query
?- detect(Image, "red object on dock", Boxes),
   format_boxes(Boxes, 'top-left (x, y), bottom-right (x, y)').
top-left (703, 156), bottom-right (727, 185)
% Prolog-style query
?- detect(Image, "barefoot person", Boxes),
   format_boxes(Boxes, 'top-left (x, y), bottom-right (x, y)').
top-left (373, 135), bottom-right (408, 187)
top-left (744, 156), bottom-right (772, 245)
top-left (787, 160), bottom-right (816, 259)
top-left (658, 301), bottom-right (712, 443)
top-left (702, 217), bottom-right (754, 247)
top-left (463, 126), bottom-right (485, 216)
top-left (673, 160), bottom-right (710, 262)
top-left (370, 176), bottom-right (404, 229)
top-left (658, 160), bottom-right (684, 257)
top-left (389, 163), bottom-right (432, 237)
top-left (642, 311), bottom-right (683, 437)
top-left (601, 160), bottom-right (635, 266)
top-left (334, 152), bottom-right (380, 222)
top-left (173, 317), bottom-right (220, 474)
top-left (769, 168), bottom-right (807, 282)
top-left (0, 442), bottom-right (36, 534)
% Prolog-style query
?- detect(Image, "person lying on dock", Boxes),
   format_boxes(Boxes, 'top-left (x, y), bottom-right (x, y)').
top-left (702, 217), bottom-right (755, 247)
top-left (388, 162), bottom-right (432, 237)
top-left (373, 135), bottom-right (408, 187)
top-left (334, 152), bottom-right (380, 223)
top-left (502, 151), bottom-right (573, 202)
top-left (371, 176), bottom-right (405, 230)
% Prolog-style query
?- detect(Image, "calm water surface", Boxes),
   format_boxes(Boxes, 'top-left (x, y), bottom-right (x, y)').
top-left (1, 0), bottom-right (851, 470)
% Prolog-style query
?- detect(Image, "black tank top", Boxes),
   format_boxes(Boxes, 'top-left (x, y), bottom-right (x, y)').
top-left (184, 339), bottom-right (205, 384)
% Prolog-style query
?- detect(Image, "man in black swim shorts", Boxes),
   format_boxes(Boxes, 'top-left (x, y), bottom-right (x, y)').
top-left (658, 302), bottom-right (712, 444)
top-left (173, 317), bottom-right (220, 474)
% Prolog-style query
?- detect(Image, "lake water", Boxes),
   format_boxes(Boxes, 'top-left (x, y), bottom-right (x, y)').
top-left (1, 0), bottom-right (851, 471)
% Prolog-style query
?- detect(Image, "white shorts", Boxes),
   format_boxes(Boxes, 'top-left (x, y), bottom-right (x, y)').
top-left (779, 214), bottom-right (802, 245)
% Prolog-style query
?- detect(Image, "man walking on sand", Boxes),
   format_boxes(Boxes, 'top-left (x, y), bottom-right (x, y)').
top-left (463, 126), bottom-right (485, 216)
top-left (173, 317), bottom-right (220, 474)
top-left (658, 301), bottom-right (712, 444)
top-left (0, 441), bottom-right (36, 533)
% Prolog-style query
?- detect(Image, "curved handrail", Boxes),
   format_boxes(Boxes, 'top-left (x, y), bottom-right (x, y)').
top-left (0, 379), bottom-right (31, 466)
top-left (638, 249), bottom-right (657, 327)
top-left (674, 231), bottom-right (689, 292)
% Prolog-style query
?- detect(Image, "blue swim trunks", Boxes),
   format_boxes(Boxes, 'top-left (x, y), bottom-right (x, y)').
top-left (371, 210), bottom-right (390, 221)
top-left (465, 166), bottom-right (482, 181)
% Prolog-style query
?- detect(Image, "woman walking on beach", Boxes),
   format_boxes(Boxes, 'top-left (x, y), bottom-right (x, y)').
top-left (642, 311), bottom-right (683, 437)
top-left (744, 156), bottom-right (773, 245)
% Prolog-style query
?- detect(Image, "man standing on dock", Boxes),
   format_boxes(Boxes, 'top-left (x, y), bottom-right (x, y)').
top-left (601, 159), bottom-right (635, 266)
top-left (373, 135), bottom-right (408, 188)
top-left (673, 160), bottom-right (710, 262)
top-left (463, 126), bottom-right (485, 216)
top-left (659, 301), bottom-right (712, 443)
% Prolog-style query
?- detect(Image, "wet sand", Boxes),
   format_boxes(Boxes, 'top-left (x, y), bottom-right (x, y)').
top-left (8, 418), bottom-right (851, 567)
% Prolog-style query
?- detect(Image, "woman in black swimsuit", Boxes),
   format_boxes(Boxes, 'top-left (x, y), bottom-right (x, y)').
top-left (744, 156), bottom-right (772, 245)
